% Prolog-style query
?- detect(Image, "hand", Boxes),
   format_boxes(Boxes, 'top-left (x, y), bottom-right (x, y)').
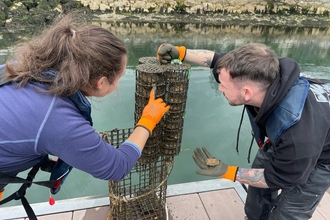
top-left (156, 43), bottom-right (186, 64)
top-left (192, 147), bottom-right (238, 181)
top-left (136, 89), bottom-right (170, 134)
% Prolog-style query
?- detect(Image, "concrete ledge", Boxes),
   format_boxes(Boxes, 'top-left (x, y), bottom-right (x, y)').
top-left (0, 179), bottom-right (247, 219)
top-left (0, 194), bottom-right (110, 219)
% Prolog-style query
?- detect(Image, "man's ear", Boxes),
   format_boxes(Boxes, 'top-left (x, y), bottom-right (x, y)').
top-left (96, 76), bottom-right (108, 90)
top-left (243, 86), bottom-right (253, 102)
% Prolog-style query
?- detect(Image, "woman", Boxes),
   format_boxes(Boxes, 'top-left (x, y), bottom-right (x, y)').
top-left (0, 14), bottom-right (169, 215)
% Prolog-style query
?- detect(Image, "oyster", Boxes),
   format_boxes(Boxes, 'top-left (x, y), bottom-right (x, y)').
top-left (206, 158), bottom-right (220, 167)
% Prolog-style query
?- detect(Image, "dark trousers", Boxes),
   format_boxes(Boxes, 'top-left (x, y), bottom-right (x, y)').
top-left (245, 149), bottom-right (330, 220)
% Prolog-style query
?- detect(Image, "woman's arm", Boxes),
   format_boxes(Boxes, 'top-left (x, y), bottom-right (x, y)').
top-left (126, 126), bottom-right (149, 151)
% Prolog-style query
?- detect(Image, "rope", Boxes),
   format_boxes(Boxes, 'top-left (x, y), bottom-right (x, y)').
top-left (106, 160), bottom-right (174, 220)
top-left (236, 105), bottom-right (246, 154)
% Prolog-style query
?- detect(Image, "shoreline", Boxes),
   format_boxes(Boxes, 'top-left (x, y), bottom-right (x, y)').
top-left (92, 12), bottom-right (330, 28)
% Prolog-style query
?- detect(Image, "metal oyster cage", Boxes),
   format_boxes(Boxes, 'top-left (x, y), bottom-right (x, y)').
top-left (136, 58), bottom-right (191, 157)
top-left (100, 128), bottom-right (173, 220)
top-left (100, 57), bottom-right (191, 220)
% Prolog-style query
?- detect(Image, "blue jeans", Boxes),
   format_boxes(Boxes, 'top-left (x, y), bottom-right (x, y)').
top-left (245, 149), bottom-right (330, 220)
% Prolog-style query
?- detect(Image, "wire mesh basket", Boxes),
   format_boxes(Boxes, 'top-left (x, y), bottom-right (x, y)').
top-left (135, 60), bottom-right (190, 157)
top-left (138, 56), bottom-right (159, 65)
top-left (99, 128), bottom-right (173, 220)
top-left (101, 58), bottom-right (191, 220)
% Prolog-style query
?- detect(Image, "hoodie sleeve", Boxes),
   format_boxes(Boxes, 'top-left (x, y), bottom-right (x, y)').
top-left (210, 52), bottom-right (226, 69)
top-left (37, 96), bottom-right (141, 181)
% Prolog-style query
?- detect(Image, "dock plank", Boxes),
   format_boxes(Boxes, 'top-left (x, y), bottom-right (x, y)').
top-left (199, 189), bottom-right (245, 220)
top-left (311, 210), bottom-right (327, 220)
top-left (72, 206), bottom-right (109, 220)
top-left (311, 190), bottom-right (330, 220)
top-left (32, 212), bottom-right (72, 220)
top-left (166, 193), bottom-right (209, 220)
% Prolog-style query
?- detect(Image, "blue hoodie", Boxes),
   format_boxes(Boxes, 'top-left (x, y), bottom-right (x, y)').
top-left (0, 66), bottom-right (141, 191)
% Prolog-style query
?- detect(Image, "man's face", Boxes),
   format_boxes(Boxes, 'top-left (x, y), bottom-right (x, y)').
top-left (217, 68), bottom-right (245, 106)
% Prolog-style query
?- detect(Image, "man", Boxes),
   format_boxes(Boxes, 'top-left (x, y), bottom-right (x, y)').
top-left (157, 43), bottom-right (330, 220)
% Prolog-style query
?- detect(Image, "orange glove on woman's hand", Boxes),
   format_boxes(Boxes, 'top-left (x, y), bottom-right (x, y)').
top-left (136, 89), bottom-right (170, 135)
top-left (193, 147), bottom-right (238, 182)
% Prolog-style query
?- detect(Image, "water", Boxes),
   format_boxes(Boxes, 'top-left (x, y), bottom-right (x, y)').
top-left (1, 21), bottom-right (330, 207)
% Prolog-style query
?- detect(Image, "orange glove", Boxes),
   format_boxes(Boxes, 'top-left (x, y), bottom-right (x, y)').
top-left (193, 147), bottom-right (238, 182)
top-left (136, 89), bottom-right (170, 134)
top-left (0, 189), bottom-right (4, 201)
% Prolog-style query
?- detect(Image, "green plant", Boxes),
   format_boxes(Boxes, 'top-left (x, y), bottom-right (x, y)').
top-left (174, 0), bottom-right (186, 14)
top-left (301, 7), bottom-right (309, 15)
top-left (148, 7), bottom-right (155, 13)
top-left (3, 0), bottom-right (13, 7)
top-left (164, 1), bottom-right (171, 9)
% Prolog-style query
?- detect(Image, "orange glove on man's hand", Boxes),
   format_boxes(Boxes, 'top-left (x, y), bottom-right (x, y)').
top-left (156, 43), bottom-right (186, 64)
top-left (193, 147), bottom-right (238, 182)
top-left (0, 189), bottom-right (4, 201)
top-left (136, 89), bottom-right (170, 134)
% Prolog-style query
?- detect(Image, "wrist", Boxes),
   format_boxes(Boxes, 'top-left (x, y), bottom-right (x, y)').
top-left (175, 46), bottom-right (186, 61)
top-left (136, 116), bottom-right (155, 135)
top-left (221, 166), bottom-right (238, 182)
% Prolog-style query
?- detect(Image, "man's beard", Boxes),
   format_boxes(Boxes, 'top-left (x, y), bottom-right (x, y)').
top-left (223, 93), bottom-right (245, 106)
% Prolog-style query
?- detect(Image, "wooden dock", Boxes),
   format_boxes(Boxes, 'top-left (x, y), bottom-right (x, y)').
top-left (1, 179), bottom-right (329, 220)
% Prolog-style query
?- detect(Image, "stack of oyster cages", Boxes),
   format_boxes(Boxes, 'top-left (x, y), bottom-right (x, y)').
top-left (135, 62), bottom-right (165, 163)
top-left (135, 57), bottom-right (190, 159)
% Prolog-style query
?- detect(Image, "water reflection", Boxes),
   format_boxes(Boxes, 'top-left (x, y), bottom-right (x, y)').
top-left (1, 21), bottom-right (330, 206)
top-left (86, 21), bottom-right (330, 68)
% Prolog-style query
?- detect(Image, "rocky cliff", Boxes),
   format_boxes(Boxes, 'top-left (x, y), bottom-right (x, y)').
top-left (79, 0), bottom-right (330, 15)
top-left (0, 0), bottom-right (330, 29)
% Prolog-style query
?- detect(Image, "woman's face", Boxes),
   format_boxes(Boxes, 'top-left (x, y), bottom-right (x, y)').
top-left (92, 56), bottom-right (127, 97)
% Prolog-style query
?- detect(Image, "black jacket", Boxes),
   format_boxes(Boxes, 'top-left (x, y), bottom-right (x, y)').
top-left (212, 52), bottom-right (330, 189)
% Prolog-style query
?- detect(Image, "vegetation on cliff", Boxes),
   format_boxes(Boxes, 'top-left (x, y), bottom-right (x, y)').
top-left (0, 0), bottom-right (330, 30)
top-left (0, 0), bottom-right (87, 28)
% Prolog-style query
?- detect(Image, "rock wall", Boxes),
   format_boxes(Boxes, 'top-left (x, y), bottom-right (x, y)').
top-left (79, 0), bottom-right (330, 15)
